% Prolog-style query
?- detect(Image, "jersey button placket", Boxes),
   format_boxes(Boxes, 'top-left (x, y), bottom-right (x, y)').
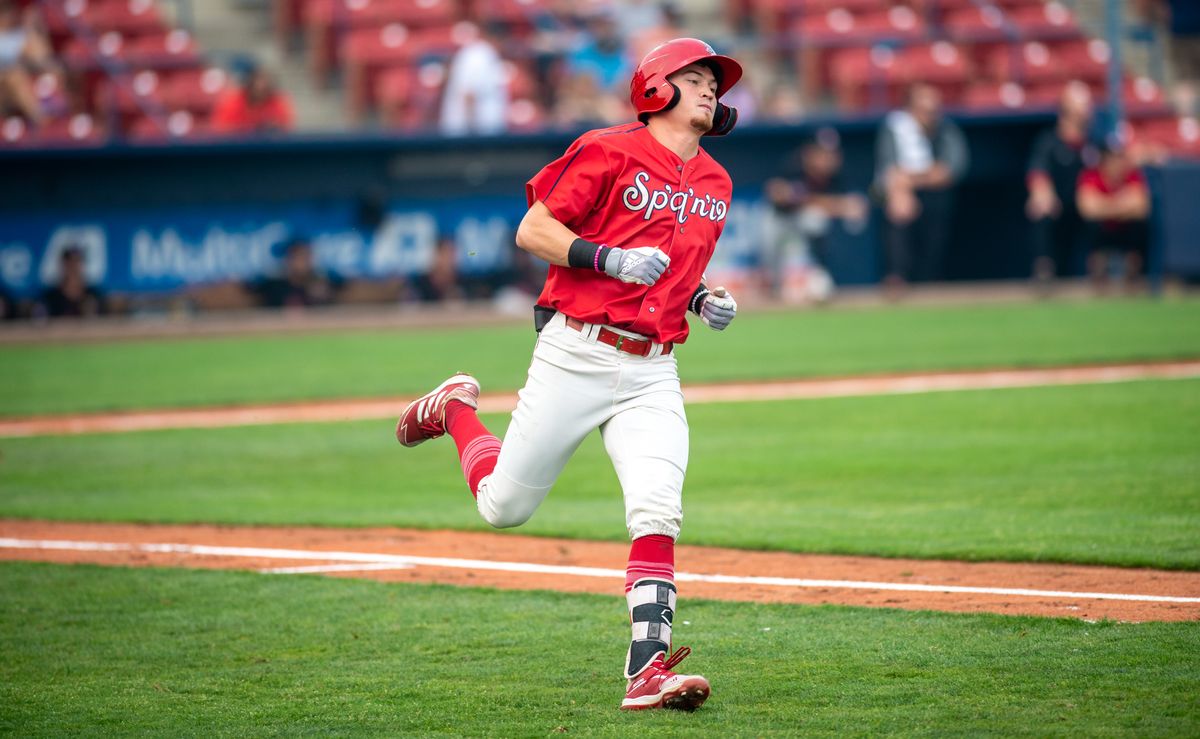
top-left (677, 166), bottom-right (689, 237)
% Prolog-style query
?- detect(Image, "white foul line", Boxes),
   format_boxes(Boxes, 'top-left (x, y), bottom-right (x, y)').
top-left (2, 537), bottom-right (1198, 604)
top-left (259, 562), bottom-right (416, 575)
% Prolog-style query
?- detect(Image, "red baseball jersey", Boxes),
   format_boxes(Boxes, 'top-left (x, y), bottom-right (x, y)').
top-left (525, 122), bottom-right (733, 344)
top-left (1077, 166), bottom-right (1147, 230)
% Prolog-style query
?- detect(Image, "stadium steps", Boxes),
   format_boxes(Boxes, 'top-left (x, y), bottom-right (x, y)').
top-left (184, 0), bottom-right (346, 131)
top-left (1073, 0), bottom-right (1161, 85)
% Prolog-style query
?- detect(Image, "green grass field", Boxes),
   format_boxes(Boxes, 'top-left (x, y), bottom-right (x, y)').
top-left (2, 298), bottom-right (1198, 416)
top-left (2, 564), bottom-right (1197, 737)
top-left (4, 379), bottom-right (1198, 568)
top-left (2, 298), bottom-right (1199, 735)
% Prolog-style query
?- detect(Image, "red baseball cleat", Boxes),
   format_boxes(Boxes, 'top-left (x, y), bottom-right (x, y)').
top-left (620, 647), bottom-right (710, 711)
top-left (395, 373), bottom-right (480, 447)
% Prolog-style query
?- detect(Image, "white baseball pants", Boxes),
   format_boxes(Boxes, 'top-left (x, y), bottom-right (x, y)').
top-left (475, 311), bottom-right (688, 540)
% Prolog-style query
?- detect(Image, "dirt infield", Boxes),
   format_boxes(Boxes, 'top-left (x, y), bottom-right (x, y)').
top-left (3, 360), bottom-right (1198, 438)
top-left (2, 520), bottom-right (1197, 623)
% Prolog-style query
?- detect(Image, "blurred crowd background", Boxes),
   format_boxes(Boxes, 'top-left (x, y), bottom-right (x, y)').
top-left (1, 0), bottom-right (1199, 321)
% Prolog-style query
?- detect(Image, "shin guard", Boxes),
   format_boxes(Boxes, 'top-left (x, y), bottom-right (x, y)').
top-left (624, 578), bottom-right (676, 679)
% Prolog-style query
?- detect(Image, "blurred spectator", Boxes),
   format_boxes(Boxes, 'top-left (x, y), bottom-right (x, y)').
top-left (1076, 134), bottom-right (1151, 293)
top-left (410, 235), bottom-right (463, 303)
top-left (37, 246), bottom-right (106, 318)
top-left (440, 23), bottom-right (509, 137)
top-left (554, 6), bottom-right (630, 125)
top-left (1026, 81), bottom-right (1097, 286)
top-left (715, 42), bottom-right (761, 125)
top-left (524, 1), bottom-right (589, 111)
top-left (763, 128), bottom-right (868, 302)
top-left (875, 83), bottom-right (969, 291)
top-left (0, 285), bottom-right (17, 320)
top-left (623, 1), bottom-right (678, 63)
top-left (759, 80), bottom-right (805, 123)
top-left (553, 70), bottom-right (626, 129)
top-left (566, 8), bottom-right (629, 93)
top-left (211, 63), bottom-right (295, 135)
top-left (248, 237), bottom-right (341, 308)
top-left (615, 0), bottom-right (666, 48)
top-left (0, 0), bottom-right (55, 125)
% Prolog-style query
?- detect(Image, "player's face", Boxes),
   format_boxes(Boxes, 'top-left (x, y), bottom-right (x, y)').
top-left (667, 63), bottom-right (719, 134)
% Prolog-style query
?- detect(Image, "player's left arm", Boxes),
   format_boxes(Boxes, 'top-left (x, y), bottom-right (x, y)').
top-left (689, 281), bottom-right (737, 331)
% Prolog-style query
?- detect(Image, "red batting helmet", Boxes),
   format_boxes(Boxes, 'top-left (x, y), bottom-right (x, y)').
top-left (630, 38), bottom-right (743, 122)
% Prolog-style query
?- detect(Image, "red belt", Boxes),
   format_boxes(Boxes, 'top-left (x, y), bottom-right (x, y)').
top-left (565, 317), bottom-right (672, 357)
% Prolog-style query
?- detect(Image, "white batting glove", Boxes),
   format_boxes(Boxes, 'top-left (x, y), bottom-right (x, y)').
top-left (604, 246), bottom-right (670, 286)
top-left (700, 287), bottom-right (737, 331)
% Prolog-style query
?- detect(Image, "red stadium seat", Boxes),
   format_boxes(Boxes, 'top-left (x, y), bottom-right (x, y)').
top-left (792, 6), bottom-right (926, 47)
top-left (0, 113), bottom-right (105, 147)
top-left (42, 0), bottom-right (166, 40)
top-left (829, 41), bottom-right (968, 110)
top-left (505, 98), bottom-right (546, 134)
top-left (1003, 1), bottom-right (1081, 40)
top-left (344, 22), bottom-right (471, 117)
top-left (306, 0), bottom-right (459, 83)
top-left (60, 30), bottom-right (129, 67)
top-left (122, 29), bottom-right (201, 67)
top-left (306, 0), bottom-right (457, 28)
top-left (1049, 38), bottom-right (1111, 82)
top-left (99, 68), bottom-right (166, 116)
top-left (158, 67), bottom-right (232, 113)
top-left (1135, 117), bottom-right (1200, 159)
top-left (1122, 76), bottom-right (1172, 118)
top-left (960, 80), bottom-right (1034, 112)
top-left (502, 60), bottom-right (537, 100)
top-left (126, 109), bottom-right (209, 141)
top-left (374, 64), bottom-right (416, 121)
top-left (899, 41), bottom-right (971, 86)
top-left (941, 5), bottom-right (1010, 43)
top-left (748, 0), bottom-right (893, 40)
top-left (383, 60), bottom-right (446, 131)
top-left (828, 45), bottom-right (903, 110)
top-left (984, 41), bottom-right (1064, 84)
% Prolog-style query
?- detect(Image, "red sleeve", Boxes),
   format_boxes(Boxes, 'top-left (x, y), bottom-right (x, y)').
top-left (210, 90), bottom-right (244, 132)
top-left (270, 94), bottom-right (295, 131)
top-left (1125, 168), bottom-right (1147, 188)
top-left (1076, 168), bottom-right (1101, 193)
top-left (525, 137), bottom-right (614, 229)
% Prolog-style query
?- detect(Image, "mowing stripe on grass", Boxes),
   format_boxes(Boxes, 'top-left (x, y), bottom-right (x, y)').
top-left (4, 537), bottom-right (1198, 604)
top-left (2, 359), bottom-right (1198, 437)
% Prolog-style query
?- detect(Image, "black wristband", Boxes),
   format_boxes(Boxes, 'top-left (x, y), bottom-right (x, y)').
top-left (689, 284), bottom-right (711, 315)
top-left (568, 238), bottom-right (604, 270)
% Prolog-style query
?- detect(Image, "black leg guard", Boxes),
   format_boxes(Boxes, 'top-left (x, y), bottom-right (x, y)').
top-left (624, 578), bottom-right (676, 679)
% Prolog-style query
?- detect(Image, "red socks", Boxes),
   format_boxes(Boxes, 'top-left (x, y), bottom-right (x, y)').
top-left (625, 534), bottom-right (675, 593)
top-left (444, 400), bottom-right (500, 498)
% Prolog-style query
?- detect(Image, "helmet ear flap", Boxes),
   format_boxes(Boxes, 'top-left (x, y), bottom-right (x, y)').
top-left (705, 102), bottom-right (737, 136)
top-left (637, 81), bottom-right (683, 122)
top-left (664, 82), bottom-right (681, 112)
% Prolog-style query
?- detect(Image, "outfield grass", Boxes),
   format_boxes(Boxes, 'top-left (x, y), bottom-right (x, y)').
top-left (1, 563), bottom-right (1196, 737)
top-left (4, 379), bottom-right (1196, 569)
top-left (3, 298), bottom-right (1199, 416)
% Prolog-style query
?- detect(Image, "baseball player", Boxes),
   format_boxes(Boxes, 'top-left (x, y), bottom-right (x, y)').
top-left (396, 38), bottom-right (742, 712)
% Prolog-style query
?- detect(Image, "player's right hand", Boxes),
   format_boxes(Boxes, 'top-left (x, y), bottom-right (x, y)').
top-left (604, 246), bottom-right (670, 286)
